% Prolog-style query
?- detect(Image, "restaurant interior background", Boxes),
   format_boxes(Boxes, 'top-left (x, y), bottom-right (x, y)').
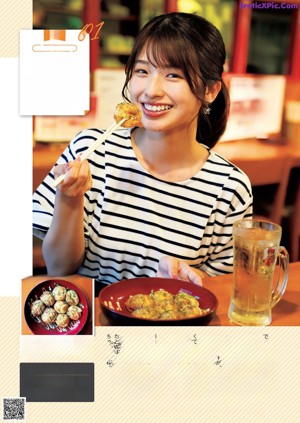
top-left (32, 0), bottom-right (300, 274)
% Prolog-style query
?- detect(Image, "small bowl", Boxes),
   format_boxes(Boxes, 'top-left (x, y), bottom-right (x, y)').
top-left (24, 279), bottom-right (88, 335)
top-left (99, 277), bottom-right (218, 326)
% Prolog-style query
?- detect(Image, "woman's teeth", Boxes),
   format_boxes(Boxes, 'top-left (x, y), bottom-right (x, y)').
top-left (144, 104), bottom-right (172, 112)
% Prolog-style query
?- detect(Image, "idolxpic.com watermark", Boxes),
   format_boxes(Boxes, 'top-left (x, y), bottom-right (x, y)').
top-left (240, 1), bottom-right (299, 9)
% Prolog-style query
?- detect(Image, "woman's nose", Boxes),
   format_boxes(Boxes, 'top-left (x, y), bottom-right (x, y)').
top-left (144, 74), bottom-right (164, 98)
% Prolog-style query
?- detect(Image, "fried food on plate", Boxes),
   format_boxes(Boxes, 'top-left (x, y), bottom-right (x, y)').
top-left (40, 290), bottom-right (55, 307)
top-left (67, 305), bottom-right (82, 321)
top-left (132, 307), bottom-right (160, 319)
top-left (150, 289), bottom-right (174, 302)
top-left (65, 289), bottom-right (79, 306)
top-left (54, 300), bottom-right (69, 314)
top-left (52, 285), bottom-right (67, 301)
top-left (30, 299), bottom-right (46, 317)
top-left (56, 313), bottom-right (70, 328)
top-left (125, 289), bottom-right (208, 320)
top-left (125, 294), bottom-right (155, 312)
top-left (41, 307), bottom-right (57, 324)
top-left (174, 291), bottom-right (199, 308)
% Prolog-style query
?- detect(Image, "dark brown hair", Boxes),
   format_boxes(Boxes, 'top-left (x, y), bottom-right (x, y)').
top-left (122, 12), bottom-right (230, 148)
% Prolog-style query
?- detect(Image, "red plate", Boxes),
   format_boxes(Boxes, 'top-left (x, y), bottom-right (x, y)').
top-left (24, 279), bottom-right (88, 335)
top-left (99, 277), bottom-right (218, 326)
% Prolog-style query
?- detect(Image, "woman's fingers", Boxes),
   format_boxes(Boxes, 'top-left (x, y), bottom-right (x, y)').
top-left (54, 156), bottom-right (92, 196)
top-left (77, 158), bottom-right (92, 187)
top-left (178, 261), bottom-right (202, 286)
top-left (158, 256), bottom-right (179, 278)
top-left (63, 156), bottom-right (82, 185)
top-left (157, 256), bottom-right (202, 286)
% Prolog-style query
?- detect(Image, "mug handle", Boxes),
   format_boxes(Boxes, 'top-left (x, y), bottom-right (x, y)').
top-left (271, 246), bottom-right (289, 308)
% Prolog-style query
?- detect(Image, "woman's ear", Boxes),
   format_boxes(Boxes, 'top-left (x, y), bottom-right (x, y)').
top-left (205, 81), bottom-right (221, 103)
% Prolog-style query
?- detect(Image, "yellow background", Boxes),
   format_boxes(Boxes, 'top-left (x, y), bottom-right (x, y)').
top-left (1, 297), bottom-right (300, 422)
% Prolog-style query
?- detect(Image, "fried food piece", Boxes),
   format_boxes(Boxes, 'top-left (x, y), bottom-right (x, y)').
top-left (114, 102), bottom-right (142, 128)
top-left (151, 289), bottom-right (174, 303)
top-left (125, 294), bottom-right (155, 312)
top-left (174, 291), bottom-right (199, 308)
top-left (65, 290), bottom-right (79, 306)
top-left (153, 300), bottom-right (179, 316)
top-left (52, 285), bottom-right (67, 301)
top-left (30, 299), bottom-right (45, 317)
top-left (40, 290), bottom-right (55, 307)
top-left (56, 313), bottom-right (70, 328)
top-left (180, 305), bottom-right (204, 318)
top-left (41, 307), bottom-right (57, 324)
top-left (132, 307), bottom-right (160, 319)
top-left (54, 300), bottom-right (69, 314)
top-left (67, 305), bottom-right (82, 321)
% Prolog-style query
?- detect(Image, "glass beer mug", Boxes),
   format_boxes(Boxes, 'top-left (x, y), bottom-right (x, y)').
top-left (228, 219), bottom-right (289, 326)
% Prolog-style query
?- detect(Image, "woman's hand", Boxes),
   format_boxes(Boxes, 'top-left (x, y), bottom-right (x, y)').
top-left (43, 155), bottom-right (90, 276)
top-left (156, 256), bottom-right (203, 286)
top-left (54, 156), bottom-right (92, 197)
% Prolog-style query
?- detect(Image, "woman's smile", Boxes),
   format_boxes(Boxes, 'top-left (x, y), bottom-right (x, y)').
top-left (143, 103), bottom-right (172, 112)
top-left (142, 102), bottom-right (173, 118)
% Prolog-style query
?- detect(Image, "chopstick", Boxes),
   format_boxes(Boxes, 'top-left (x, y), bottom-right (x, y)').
top-left (53, 118), bottom-right (126, 188)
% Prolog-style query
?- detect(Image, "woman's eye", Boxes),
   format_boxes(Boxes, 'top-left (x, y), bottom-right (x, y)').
top-left (134, 68), bottom-right (147, 75)
top-left (166, 73), bottom-right (183, 79)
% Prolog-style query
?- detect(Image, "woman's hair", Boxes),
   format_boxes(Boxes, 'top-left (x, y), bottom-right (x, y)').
top-left (122, 12), bottom-right (230, 148)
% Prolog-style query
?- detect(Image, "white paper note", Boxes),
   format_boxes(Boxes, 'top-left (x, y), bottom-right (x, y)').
top-left (20, 29), bottom-right (90, 116)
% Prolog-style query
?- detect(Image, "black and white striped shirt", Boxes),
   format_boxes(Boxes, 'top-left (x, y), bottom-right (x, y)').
top-left (33, 128), bottom-right (253, 284)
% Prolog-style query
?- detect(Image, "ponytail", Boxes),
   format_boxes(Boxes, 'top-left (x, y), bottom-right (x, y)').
top-left (196, 80), bottom-right (230, 149)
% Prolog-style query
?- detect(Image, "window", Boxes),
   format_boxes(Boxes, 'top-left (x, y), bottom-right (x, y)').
top-left (247, 7), bottom-right (294, 74)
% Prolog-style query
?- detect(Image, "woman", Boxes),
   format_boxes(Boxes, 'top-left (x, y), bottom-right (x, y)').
top-left (33, 13), bottom-right (252, 288)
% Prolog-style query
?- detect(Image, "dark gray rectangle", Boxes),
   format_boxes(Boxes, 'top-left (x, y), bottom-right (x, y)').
top-left (20, 363), bottom-right (94, 402)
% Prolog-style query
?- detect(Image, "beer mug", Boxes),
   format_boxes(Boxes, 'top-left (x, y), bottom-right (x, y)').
top-left (228, 219), bottom-right (289, 326)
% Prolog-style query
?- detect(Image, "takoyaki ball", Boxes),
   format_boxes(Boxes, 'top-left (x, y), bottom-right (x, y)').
top-left (67, 305), bottom-right (82, 321)
top-left (151, 289), bottom-right (174, 303)
top-left (56, 313), bottom-right (70, 328)
top-left (180, 305), bottom-right (203, 318)
top-left (30, 299), bottom-right (45, 317)
top-left (52, 285), bottom-right (67, 301)
top-left (132, 307), bottom-right (160, 319)
top-left (125, 294), bottom-right (155, 312)
top-left (154, 300), bottom-right (179, 316)
top-left (114, 102), bottom-right (142, 128)
top-left (41, 307), bottom-right (57, 324)
top-left (54, 300), bottom-right (69, 314)
top-left (174, 292), bottom-right (199, 308)
top-left (40, 290), bottom-right (55, 307)
top-left (65, 290), bottom-right (79, 306)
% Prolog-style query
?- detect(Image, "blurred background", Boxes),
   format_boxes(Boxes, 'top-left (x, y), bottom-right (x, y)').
top-left (32, 0), bottom-right (300, 273)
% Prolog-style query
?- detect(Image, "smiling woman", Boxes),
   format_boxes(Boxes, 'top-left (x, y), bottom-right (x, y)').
top-left (122, 12), bottom-right (229, 148)
top-left (129, 55), bottom-right (203, 139)
top-left (32, 13), bottom-right (253, 290)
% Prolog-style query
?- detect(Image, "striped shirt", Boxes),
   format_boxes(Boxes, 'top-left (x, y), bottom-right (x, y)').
top-left (33, 128), bottom-right (253, 284)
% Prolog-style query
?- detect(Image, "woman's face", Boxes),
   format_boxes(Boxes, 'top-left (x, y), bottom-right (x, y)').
top-left (129, 49), bottom-right (202, 135)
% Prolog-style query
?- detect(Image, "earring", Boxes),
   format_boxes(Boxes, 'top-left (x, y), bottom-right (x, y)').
top-left (203, 104), bottom-right (211, 115)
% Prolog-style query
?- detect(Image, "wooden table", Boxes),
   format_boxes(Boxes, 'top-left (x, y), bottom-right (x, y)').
top-left (94, 262), bottom-right (300, 326)
top-left (22, 274), bottom-right (93, 335)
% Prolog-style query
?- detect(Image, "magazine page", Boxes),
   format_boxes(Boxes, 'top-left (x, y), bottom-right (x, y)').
top-left (0, 1), bottom-right (299, 422)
